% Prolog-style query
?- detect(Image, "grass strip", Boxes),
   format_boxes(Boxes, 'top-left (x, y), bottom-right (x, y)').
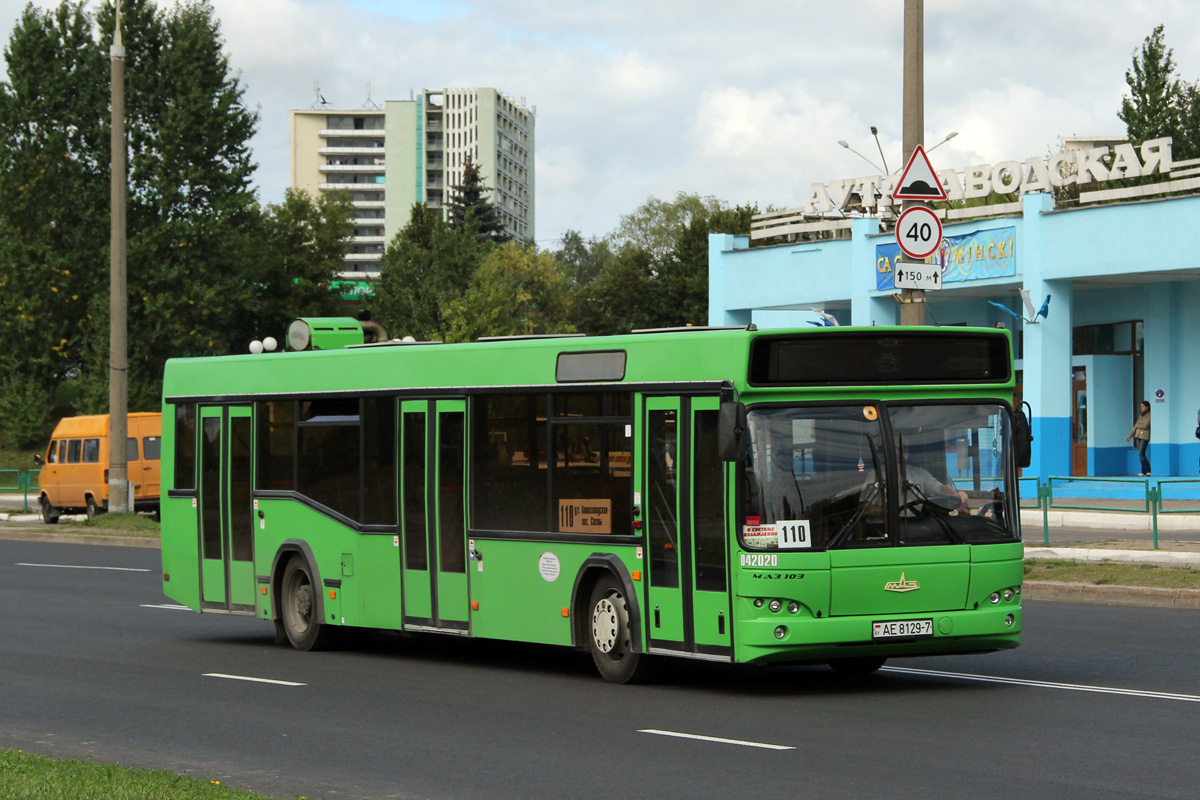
top-left (67, 512), bottom-right (161, 537)
top-left (1025, 559), bottom-right (1200, 590)
top-left (0, 748), bottom-right (319, 799)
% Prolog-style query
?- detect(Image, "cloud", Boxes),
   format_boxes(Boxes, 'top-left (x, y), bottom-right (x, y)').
top-left (3, 0), bottom-right (1200, 245)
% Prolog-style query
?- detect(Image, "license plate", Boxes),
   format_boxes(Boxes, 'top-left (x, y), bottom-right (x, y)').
top-left (872, 619), bottom-right (934, 639)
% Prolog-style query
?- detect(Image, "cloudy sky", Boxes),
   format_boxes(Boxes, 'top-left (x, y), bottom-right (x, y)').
top-left (2, 0), bottom-right (1199, 246)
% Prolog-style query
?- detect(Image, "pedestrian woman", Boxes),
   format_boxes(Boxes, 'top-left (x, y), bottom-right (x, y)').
top-left (1126, 400), bottom-right (1151, 476)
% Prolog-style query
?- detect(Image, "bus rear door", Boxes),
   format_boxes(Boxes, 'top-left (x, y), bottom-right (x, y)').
top-left (640, 396), bottom-right (732, 659)
top-left (198, 405), bottom-right (256, 613)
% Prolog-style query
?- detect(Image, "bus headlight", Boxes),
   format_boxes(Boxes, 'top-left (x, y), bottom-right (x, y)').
top-left (753, 598), bottom-right (764, 608)
top-left (1003, 588), bottom-right (1015, 602)
top-left (989, 592), bottom-right (1001, 605)
top-left (788, 602), bottom-right (800, 614)
top-left (768, 599), bottom-right (782, 613)
top-left (774, 626), bottom-right (787, 640)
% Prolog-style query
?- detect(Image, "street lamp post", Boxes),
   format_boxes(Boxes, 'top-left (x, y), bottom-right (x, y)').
top-left (108, 2), bottom-right (129, 514)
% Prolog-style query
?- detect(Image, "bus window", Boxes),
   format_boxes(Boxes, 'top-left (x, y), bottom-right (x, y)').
top-left (256, 401), bottom-right (294, 492)
top-left (68, 440), bottom-right (82, 463)
top-left (363, 397), bottom-right (396, 526)
top-left (143, 436), bottom-right (161, 460)
top-left (473, 394), bottom-right (548, 532)
top-left (57, 441), bottom-right (66, 464)
top-left (647, 409), bottom-right (679, 587)
top-left (403, 412), bottom-right (428, 570)
top-left (175, 404), bottom-right (197, 490)
top-left (297, 399), bottom-right (360, 521)
top-left (82, 439), bottom-right (100, 463)
top-left (47, 442), bottom-right (60, 463)
top-left (127, 437), bottom-right (139, 461)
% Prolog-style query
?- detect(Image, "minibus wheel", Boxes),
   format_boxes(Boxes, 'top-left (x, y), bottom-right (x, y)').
top-left (40, 496), bottom-right (60, 525)
top-left (85, 496), bottom-right (100, 519)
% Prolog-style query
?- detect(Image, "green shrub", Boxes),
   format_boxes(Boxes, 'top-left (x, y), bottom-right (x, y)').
top-left (0, 376), bottom-right (52, 449)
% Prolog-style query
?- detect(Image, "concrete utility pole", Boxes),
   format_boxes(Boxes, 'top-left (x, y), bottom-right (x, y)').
top-left (900, 0), bottom-right (925, 326)
top-left (108, 2), bottom-right (129, 514)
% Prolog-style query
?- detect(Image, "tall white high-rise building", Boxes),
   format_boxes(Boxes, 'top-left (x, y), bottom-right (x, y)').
top-left (291, 87), bottom-right (536, 276)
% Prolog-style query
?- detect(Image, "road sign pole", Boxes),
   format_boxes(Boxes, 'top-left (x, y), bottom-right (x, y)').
top-left (901, 0), bottom-right (924, 325)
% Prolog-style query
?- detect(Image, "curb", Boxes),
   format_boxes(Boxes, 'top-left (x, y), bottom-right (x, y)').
top-left (0, 529), bottom-right (159, 548)
top-left (1025, 547), bottom-right (1200, 569)
top-left (1023, 580), bottom-right (1200, 609)
top-left (1019, 508), bottom-right (1200, 532)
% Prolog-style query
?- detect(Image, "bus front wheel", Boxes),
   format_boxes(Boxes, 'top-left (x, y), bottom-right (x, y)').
top-left (588, 576), bottom-right (651, 684)
top-left (280, 557), bottom-right (338, 651)
top-left (829, 656), bottom-right (887, 675)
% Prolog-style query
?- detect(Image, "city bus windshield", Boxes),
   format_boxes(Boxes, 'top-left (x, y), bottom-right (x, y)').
top-left (740, 403), bottom-right (1019, 550)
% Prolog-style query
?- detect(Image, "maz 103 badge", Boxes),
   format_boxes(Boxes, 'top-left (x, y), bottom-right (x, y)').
top-left (742, 518), bottom-right (813, 550)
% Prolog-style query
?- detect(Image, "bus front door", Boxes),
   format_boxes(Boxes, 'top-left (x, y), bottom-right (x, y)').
top-left (641, 396), bottom-right (733, 659)
top-left (198, 405), bottom-right (256, 614)
top-left (400, 400), bottom-right (469, 633)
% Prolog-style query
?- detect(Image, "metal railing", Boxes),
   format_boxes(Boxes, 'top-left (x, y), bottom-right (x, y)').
top-left (1019, 476), bottom-right (1200, 549)
top-left (0, 468), bottom-right (39, 513)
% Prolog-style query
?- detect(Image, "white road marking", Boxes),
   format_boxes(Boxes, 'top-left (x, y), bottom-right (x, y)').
top-left (638, 729), bottom-right (794, 751)
top-left (141, 603), bottom-right (191, 610)
top-left (17, 562), bottom-right (151, 572)
top-left (884, 666), bottom-right (1200, 703)
top-left (203, 673), bottom-right (306, 687)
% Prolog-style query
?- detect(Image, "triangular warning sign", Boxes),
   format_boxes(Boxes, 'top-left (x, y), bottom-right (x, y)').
top-left (893, 144), bottom-right (947, 201)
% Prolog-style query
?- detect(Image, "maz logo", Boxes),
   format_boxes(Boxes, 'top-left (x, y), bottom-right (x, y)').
top-left (884, 572), bottom-right (920, 593)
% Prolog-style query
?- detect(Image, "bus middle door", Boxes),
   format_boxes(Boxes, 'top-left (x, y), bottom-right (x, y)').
top-left (640, 396), bottom-right (732, 659)
top-left (400, 399), bottom-right (468, 633)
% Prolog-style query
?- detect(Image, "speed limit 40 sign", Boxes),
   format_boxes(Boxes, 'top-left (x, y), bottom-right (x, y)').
top-left (895, 205), bottom-right (943, 260)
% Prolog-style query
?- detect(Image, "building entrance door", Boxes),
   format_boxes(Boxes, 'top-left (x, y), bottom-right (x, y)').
top-left (1071, 369), bottom-right (1087, 476)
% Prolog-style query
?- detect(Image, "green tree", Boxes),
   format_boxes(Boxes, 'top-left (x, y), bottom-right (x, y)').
top-left (569, 244), bottom-right (657, 336)
top-left (555, 229), bottom-right (614, 288)
top-left (447, 156), bottom-right (508, 244)
top-left (374, 211), bottom-right (490, 341)
top-left (445, 244), bottom-right (573, 342)
top-left (0, 1), bottom-right (109, 427)
top-left (1118, 24), bottom-right (1198, 160)
top-left (234, 188), bottom-right (354, 344)
top-left (74, 0), bottom-right (262, 410)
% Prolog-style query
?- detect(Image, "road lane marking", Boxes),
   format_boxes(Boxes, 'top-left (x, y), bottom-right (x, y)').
top-left (17, 562), bottom-right (151, 572)
top-left (141, 604), bottom-right (191, 610)
top-left (884, 666), bottom-right (1200, 703)
top-left (638, 729), bottom-right (794, 750)
top-left (203, 673), bottom-right (306, 687)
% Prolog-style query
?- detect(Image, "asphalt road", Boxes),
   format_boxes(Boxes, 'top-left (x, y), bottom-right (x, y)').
top-left (3, 539), bottom-right (1199, 799)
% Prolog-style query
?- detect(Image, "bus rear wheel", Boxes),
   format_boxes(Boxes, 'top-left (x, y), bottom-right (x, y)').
top-left (588, 576), bottom-right (651, 684)
top-left (280, 557), bottom-right (338, 651)
top-left (85, 496), bottom-right (100, 519)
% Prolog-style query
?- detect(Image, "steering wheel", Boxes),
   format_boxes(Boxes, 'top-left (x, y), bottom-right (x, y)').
top-left (898, 494), bottom-right (965, 516)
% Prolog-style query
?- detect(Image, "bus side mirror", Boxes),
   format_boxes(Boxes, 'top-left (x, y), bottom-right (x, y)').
top-left (1013, 402), bottom-right (1033, 469)
top-left (718, 402), bottom-right (748, 462)
top-left (33, 453), bottom-right (44, 467)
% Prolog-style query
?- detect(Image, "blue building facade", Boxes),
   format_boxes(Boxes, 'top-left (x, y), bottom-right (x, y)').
top-left (709, 186), bottom-right (1200, 480)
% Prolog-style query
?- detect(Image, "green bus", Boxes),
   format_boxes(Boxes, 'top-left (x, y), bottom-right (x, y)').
top-left (160, 319), bottom-right (1028, 682)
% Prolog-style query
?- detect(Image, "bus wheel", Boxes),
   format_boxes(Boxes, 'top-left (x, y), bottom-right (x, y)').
top-left (828, 656), bottom-right (887, 675)
top-left (280, 557), bottom-right (337, 651)
top-left (85, 496), bottom-right (100, 519)
top-left (40, 496), bottom-right (60, 525)
top-left (588, 576), bottom-right (651, 684)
